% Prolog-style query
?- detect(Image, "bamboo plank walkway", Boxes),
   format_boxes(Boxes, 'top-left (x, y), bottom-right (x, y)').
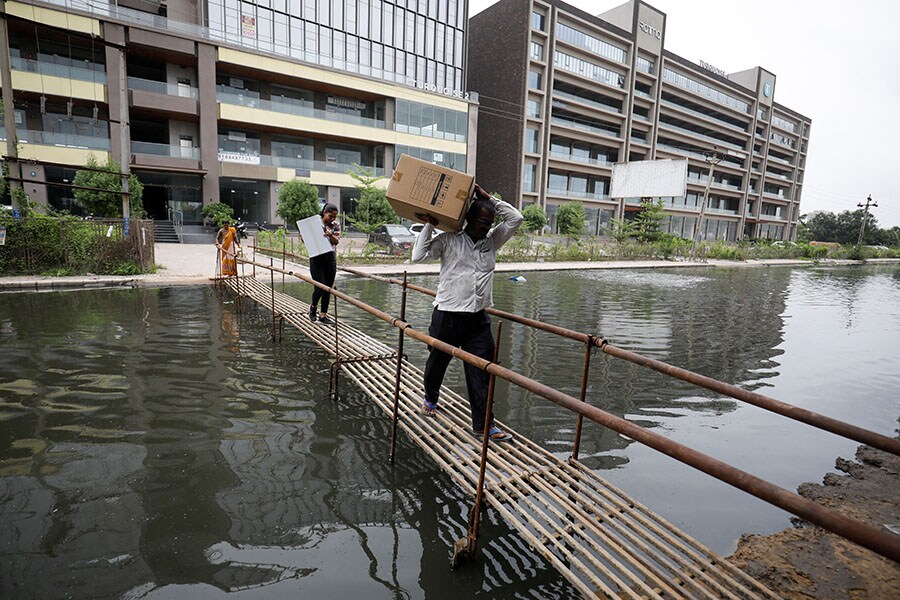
top-left (221, 274), bottom-right (777, 599)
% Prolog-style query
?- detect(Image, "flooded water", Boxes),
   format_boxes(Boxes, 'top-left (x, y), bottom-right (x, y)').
top-left (1, 264), bottom-right (898, 599)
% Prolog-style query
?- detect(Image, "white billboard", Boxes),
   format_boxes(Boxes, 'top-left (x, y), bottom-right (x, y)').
top-left (610, 159), bottom-right (688, 199)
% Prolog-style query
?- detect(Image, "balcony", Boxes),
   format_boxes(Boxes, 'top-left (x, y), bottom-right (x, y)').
top-left (217, 91), bottom-right (386, 131)
top-left (548, 151), bottom-right (612, 168)
top-left (659, 99), bottom-right (747, 134)
top-left (10, 55), bottom-right (106, 84)
top-left (551, 116), bottom-right (620, 139)
top-left (216, 151), bottom-right (385, 177)
top-left (129, 76), bottom-right (198, 98)
top-left (546, 188), bottom-right (611, 202)
top-left (132, 141), bottom-right (200, 160)
top-left (552, 89), bottom-right (622, 114)
top-left (16, 128), bottom-right (110, 150)
top-left (658, 120), bottom-right (745, 152)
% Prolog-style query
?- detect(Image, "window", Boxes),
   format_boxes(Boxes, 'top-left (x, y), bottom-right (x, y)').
top-left (556, 23), bottom-right (626, 63)
top-left (528, 70), bottom-right (542, 90)
top-left (525, 127), bottom-right (539, 153)
top-left (531, 11), bottom-right (545, 31)
top-left (530, 41), bottom-right (544, 61)
top-left (527, 99), bottom-right (541, 118)
top-left (523, 163), bottom-right (537, 192)
top-left (554, 51), bottom-right (624, 88)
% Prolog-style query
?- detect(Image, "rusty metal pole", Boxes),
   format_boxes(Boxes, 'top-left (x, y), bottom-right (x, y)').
top-left (281, 240), bottom-right (286, 293)
top-left (270, 257), bottom-right (277, 341)
top-left (571, 336), bottom-right (594, 461)
top-left (454, 320), bottom-right (503, 567)
top-left (329, 287), bottom-right (341, 400)
top-left (389, 272), bottom-right (410, 464)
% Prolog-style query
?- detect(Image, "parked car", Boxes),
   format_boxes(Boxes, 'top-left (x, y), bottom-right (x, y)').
top-left (368, 224), bottom-right (417, 254)
top-left (409, 222), bottom-right (442, 238)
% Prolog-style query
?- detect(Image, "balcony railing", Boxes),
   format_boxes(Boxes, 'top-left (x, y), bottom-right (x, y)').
top-left (128, 76), bottom-right (199, 99)
top-left (217, 91), bottom-right (387, 130)
top-left (658, 120), bottom-right (745, 152)
top-left (549, 150), bottom-right (612, 167)
top-left (659, 99), bottom-right (747, 134)
top-left (546, 188), bottom-right (611, 202)
top-left (132, 141), bottom-right (199, 160)
top-left (9, 56), bottom-right (107, 84)
top-left (217, 151), bottom-right (385, 176)
top-left (15, 128), bottom-right (110, 150)
top-left (551, 116), bottom-right (620, 138)
top-left (552, 89), bottom-right (622, 114)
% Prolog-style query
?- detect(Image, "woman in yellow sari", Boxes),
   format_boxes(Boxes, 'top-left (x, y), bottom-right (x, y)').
top-left (215, 220), bottom-right (241, 276)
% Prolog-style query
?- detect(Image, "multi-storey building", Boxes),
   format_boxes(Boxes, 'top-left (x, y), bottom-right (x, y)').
top-left (0, 0), bottom-right (474, 225)
top-left (469, 0), bottom-right (811, 241)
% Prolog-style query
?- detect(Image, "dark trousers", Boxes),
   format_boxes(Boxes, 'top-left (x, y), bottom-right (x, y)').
top-left (424, 309), bottom-right (495, 432)
top-left (309, 251), bottom-right (336, 313)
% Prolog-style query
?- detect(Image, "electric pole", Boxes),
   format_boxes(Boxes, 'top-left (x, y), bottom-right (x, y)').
top-left (690, 146), bottom-right (723, 257)
top-left (856, 195), bottom-right (877, 248)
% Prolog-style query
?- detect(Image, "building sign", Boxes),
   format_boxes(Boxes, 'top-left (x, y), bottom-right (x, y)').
top-left (327, 95), bottom-right (367, 110)
top-left (241, 15), bottom-right (256, 39)
top-left (763, 81), bottom-right (772, 97)
top-left (218, 151), bottom-right (260, 165)
top-left (638, 21), bottom-right (662, 39)
top-left (699, 60), bottom-right (727, 77)
top-left (408, 78), bottom-right (470, 100)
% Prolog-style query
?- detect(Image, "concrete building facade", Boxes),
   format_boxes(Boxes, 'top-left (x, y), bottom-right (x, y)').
top-left (0, 0), bottom-right (475, 225)
top-left (469, 0), bottom-right (811, 241)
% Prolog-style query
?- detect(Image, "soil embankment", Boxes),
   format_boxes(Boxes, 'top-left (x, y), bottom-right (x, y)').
top-left (728, 442), bottom-right (900, 598)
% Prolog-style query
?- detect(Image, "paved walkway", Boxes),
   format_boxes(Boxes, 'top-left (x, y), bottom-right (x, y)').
top-left (0, 241), bottom-right (883, 291)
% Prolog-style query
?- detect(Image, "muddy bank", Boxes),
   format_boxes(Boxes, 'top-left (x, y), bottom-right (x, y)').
top-left (728, 441), bottom-right (900, 598)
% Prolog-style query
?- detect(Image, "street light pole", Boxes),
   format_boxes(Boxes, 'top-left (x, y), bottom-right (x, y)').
top-left (690, 146), bottom-right (723, 257)
top-left (856, 195), bottom-right (877, 248)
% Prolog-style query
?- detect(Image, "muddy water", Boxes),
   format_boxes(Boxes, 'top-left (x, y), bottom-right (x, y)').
top-left (1, 264), bottom-right (898, 598)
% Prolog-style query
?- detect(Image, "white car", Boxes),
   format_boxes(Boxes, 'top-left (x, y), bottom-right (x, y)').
top-left (409, 223), bottom-right (441, 238)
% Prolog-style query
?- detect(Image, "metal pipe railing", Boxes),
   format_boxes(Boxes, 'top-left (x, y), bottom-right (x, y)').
top-left (248, 243), bottom-right (900, 458)
top-left (232, 257), bottom-right (900, 563)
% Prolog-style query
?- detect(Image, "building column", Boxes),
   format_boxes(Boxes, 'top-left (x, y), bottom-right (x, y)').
top-left (197, 42), bottom-right (219, 206)
top-left (0, 4), bottom-right (25, 207)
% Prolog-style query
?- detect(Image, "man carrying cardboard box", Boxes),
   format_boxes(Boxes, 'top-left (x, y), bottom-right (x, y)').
top-left (411, 184), bottom-right (523, 442)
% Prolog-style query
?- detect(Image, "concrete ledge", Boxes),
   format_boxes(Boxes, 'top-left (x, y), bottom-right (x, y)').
top-left (0, 276), bottom-right (137, 292)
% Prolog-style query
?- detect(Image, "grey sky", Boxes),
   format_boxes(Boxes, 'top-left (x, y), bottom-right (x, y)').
top-left (469, 0), bottom-right (900, 228)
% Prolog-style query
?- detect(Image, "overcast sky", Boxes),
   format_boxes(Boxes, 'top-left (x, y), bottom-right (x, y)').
top-left (469, 0), bottom-right (900, 228)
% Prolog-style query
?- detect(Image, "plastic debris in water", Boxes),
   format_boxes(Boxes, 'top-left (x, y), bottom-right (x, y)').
top-left (509, 275), bottom-right (527, 282)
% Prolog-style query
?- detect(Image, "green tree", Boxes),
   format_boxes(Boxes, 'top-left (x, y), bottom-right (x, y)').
top-left (556, 201), bottom-right (585, 235)
top-left (347, 164), bottom-right (396, 234)
top-left (522, 203), bottom-right (547, 233)
top-left (633, 199), bottom-right (666, 242)
top-left (201, 202), bottom-right (235, 227)
top-left (276, 178), bottom-right (319, 225)
top-left (610, 218), bottom-right (637, 243)
top-left (73, 155), bottom-right (144, 218)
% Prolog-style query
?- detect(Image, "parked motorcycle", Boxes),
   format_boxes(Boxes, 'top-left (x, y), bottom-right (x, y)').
top-left (235, 220), bottom-right (248, 239)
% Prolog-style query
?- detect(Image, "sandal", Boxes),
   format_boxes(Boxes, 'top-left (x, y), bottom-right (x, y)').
top-left (421, 401), bottom-right (439, 417)
top-left (473, 426), bottom-right (513, 442)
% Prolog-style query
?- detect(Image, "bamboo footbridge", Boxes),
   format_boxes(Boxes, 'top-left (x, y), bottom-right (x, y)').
top-left (216, 251), bottom-right (900, 598)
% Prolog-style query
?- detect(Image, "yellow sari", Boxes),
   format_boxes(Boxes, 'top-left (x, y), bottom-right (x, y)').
top-left (218, 226), bottom-right (239, 276)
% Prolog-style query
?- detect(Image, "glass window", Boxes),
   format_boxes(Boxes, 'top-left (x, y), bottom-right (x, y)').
top-left (548, 172), bottom-right (568, 191)
top-left (526, 99), bottom-right (541, 118)
top-left (531, 11), bottom-right (545, 31)
top-left (525, 127), bottom-right (539, 153)
top-left (523, 163), bottom-right (536, 192)
top-left (556, 23), bottom-right (626, 63)
top-left (530, 41), bottom-right (543, 61)
top-left (528, 70), bottom-right (542, 90)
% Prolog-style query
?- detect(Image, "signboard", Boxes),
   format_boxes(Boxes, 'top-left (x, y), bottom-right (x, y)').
top-left (218, 151), bottom-right (260, 165)
top-left (241, 15), bottom-right (256, 38)
top-left (610, 159), bottom-right (688, 199)
top-left (297, 216), bottom-right (333, 258)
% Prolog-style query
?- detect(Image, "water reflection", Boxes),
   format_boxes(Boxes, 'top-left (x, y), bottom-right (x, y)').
top-left (1, 265), bottom-right (898, 598)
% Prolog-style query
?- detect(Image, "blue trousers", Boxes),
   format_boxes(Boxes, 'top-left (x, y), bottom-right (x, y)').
top-left (424, 309), bottom-right (495, 432)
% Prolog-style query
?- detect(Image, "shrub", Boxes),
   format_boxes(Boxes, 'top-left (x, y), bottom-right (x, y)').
top-left (276, 179), bottom-right (319, 225)
top-left (522, 204), bottom-right (547, 233)
top-left (201, 202), bottom-right (235, 227)
top-left (556, 201), bottom-right (585, 235)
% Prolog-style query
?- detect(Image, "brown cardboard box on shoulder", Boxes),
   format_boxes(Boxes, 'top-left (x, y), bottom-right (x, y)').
top-left (386, 154), bottom-right (475, 233)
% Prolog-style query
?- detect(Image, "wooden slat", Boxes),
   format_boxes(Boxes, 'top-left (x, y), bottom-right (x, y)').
top-left (220, 275), bottom-right (778, 599)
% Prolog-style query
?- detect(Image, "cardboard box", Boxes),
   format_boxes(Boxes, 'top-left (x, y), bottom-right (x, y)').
top-left (386, 154), bottom-right (474, 232)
